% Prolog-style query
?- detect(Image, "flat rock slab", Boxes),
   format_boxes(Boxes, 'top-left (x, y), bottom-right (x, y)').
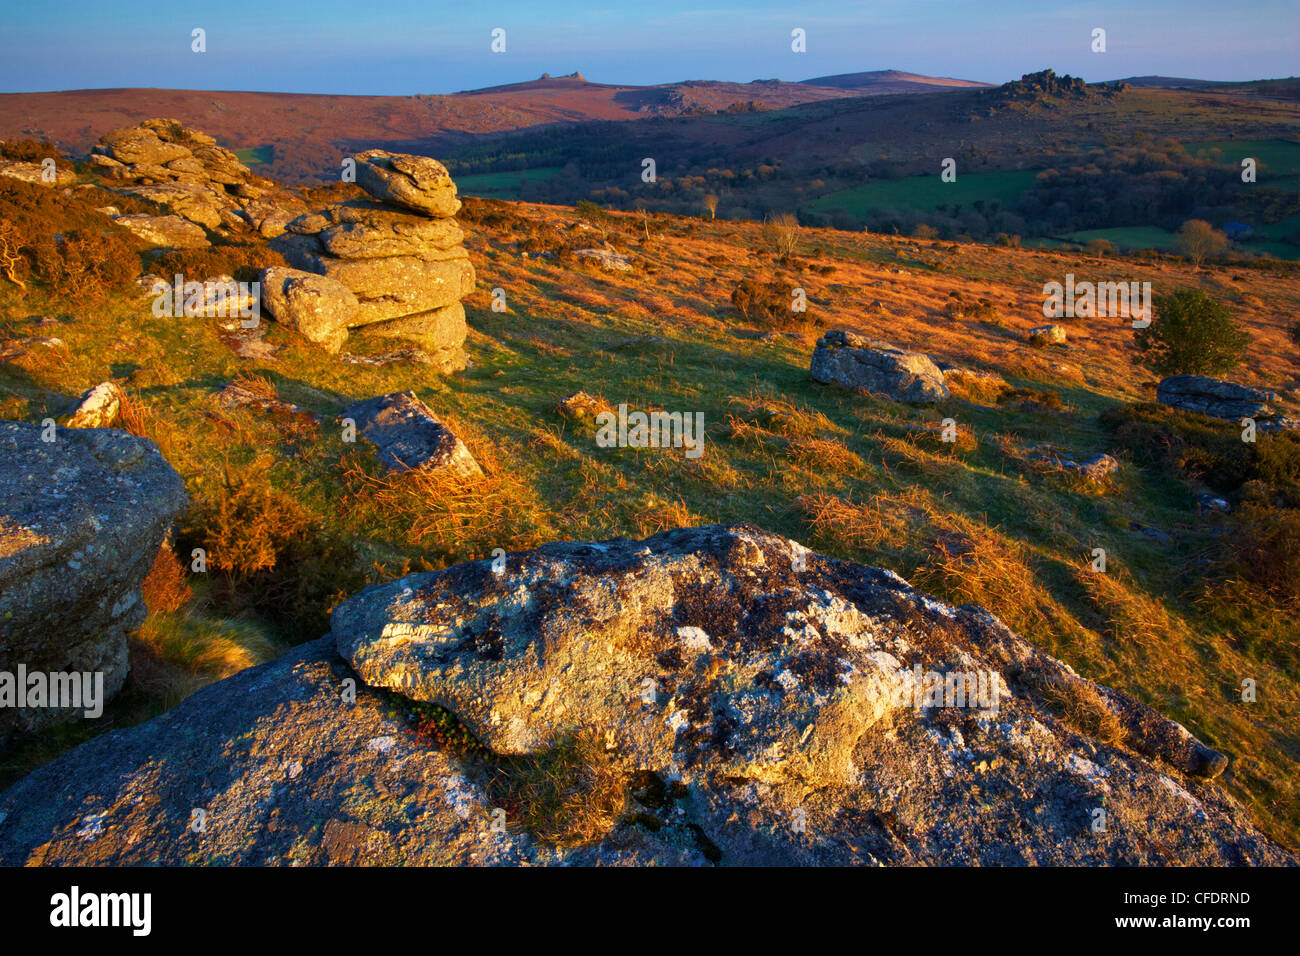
top-left (113, 213), bottom-right (209, 248)
top-left (810, 330), bottom-right (949, 403)
top-left (1157, 374), bottom-right (1278, 423)
top-left (0, 421), bottom-right (188, 744)
top-left (340, 391), bottom-right (481, 477)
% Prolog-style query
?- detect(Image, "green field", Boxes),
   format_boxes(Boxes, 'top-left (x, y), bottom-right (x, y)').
top-left (1187, 139), bottom-right (1300, 179)
top-left (234, 145), bottom-right (273, 166)
top-left (456, 166), bottom-right (563, 199)
top-left (1061, 226), bottom-right (1180, 250)
top-left (807, 169), bottom-right (1040, 216)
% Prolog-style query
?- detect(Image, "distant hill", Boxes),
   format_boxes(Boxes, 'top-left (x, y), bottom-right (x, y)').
top-left (1119, 75), bottom-right (1220, 89)
top-left (0, 69), bottom-right (992, 183)
top-left (800, 69), bottom-right (991, 92)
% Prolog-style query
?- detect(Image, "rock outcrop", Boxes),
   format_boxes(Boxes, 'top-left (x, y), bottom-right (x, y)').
top-left (1157, 375), bottom-right (1296, 428)
top-left (0, 421), bottom-right (188, 745)
top-left (340, 391), bottom-right (481, 477)
top-left (3, 524), bottom-right (1287, 865)
top-left (92, 119), bottom-right (307, 242)
top-left (811, 330), bottom-right (949, 403)
top-left (272, 151), bottom-right (474, 369)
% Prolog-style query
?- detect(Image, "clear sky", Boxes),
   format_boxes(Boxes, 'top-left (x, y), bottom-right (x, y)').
top-left (0, 0), bottom-right (1295, 94)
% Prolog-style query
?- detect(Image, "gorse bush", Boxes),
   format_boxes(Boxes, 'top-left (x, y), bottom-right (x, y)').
top-left (731, 277), bottom-right (806, 328)
top-left (0, 139), bottom-right (61, 163)
top-left (29, 228), bottom-right (139, 303)
top-left (179, 457), bottom-right (364, 643)
top-left (151, 241), bottom-right (286, 285)
top-left (1134, 288), bottom-right (1250, 376)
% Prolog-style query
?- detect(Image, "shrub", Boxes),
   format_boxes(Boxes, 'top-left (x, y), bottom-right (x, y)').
top-left (28, 228), bottom-right (139, 303)
top-left (151, 241), bottom-right (286, 284)
top-left (762, 213), bottom-right (799, 257)
top-left (731, 277), bottom-right (805, 328)
top-left (0, 139), bottom-right (61, 163)
top-left (178, 456), bottom-right (364, 643)
top-left (1133, 288), bottom-right (1249, 376)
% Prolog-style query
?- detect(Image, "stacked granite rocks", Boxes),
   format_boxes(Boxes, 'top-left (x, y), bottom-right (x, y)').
top-left (270, 150), bottom-right (475, 372)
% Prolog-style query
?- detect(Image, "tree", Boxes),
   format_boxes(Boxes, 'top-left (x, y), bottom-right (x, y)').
top-left (0, 218), bottom-right (27, 290)
top-left (762, 212), bottom-right (799, 257)
top-left (1134, 288), bottom-right (1250, 376)
top-left (1175, 219), bottom-right (1229, 270)
top-left (1086, 238), bottom-right (1114, 257)
top-left (702, 193), bottom-right (719, 220)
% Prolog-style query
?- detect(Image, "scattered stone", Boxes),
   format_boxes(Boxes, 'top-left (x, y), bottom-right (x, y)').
top-left (1157, 375), bottom-right (1284, 424)
top-left (339, 391), bottom-right (481, 477)
top-left (259, 266), bottom-right (358, 354)
top-left (555, 391), bottom-right (613, 419)
top-left (810, 330), bottom-right (949, 403)
top-left (66, 382), bottom-right (124, 429)
top-left (575, 248), bottom-right (633, 271)
top-left (216, 381), bottom-right (311, 418)
top-left (1196, 493), bottom-right (1231, 514)
top-left (0, 336), bottom-right (67, 367)
top-left (135, 274), bottom-right (167, 297)
top-left (1025, 445), bottom-right (1120, 483)
top-left (1130, 522), bottom-right (1172, 546)
top-left (0, 420), bottom-right (188, 745)
top-left (112, 213), bottom-right (209, 249)
top-left (1028, 324), bottom-right (1067, 346)
top-left (340, 347), bottom-right (434, 368)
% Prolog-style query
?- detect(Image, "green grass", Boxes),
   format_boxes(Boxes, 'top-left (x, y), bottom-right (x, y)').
top-left (1186, 139), bottom-right (1300, 178)
top-left (233, 146), bottom-right (274, 166)
top-left (456, 166), bottom-right (562, 199)
top-left (807, 169), bottom-right (1039, 217)
top-left (1061, 226), bottom-right (1180, 251)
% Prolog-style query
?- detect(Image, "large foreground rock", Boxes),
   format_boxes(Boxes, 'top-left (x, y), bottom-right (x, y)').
top-left (0, 421), bottom-right (188, 744)
top-left (811, 330), bottom-right (950, 403)
top-left (2, 524), bottom-right (1288, 865)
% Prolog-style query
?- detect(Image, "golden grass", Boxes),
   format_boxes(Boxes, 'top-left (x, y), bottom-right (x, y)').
top-left (487, 730), bottom-right (630, 848)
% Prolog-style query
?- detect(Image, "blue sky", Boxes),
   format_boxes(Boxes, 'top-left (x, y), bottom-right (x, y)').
top-left (0, 1), bottom-right (1295, 94)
